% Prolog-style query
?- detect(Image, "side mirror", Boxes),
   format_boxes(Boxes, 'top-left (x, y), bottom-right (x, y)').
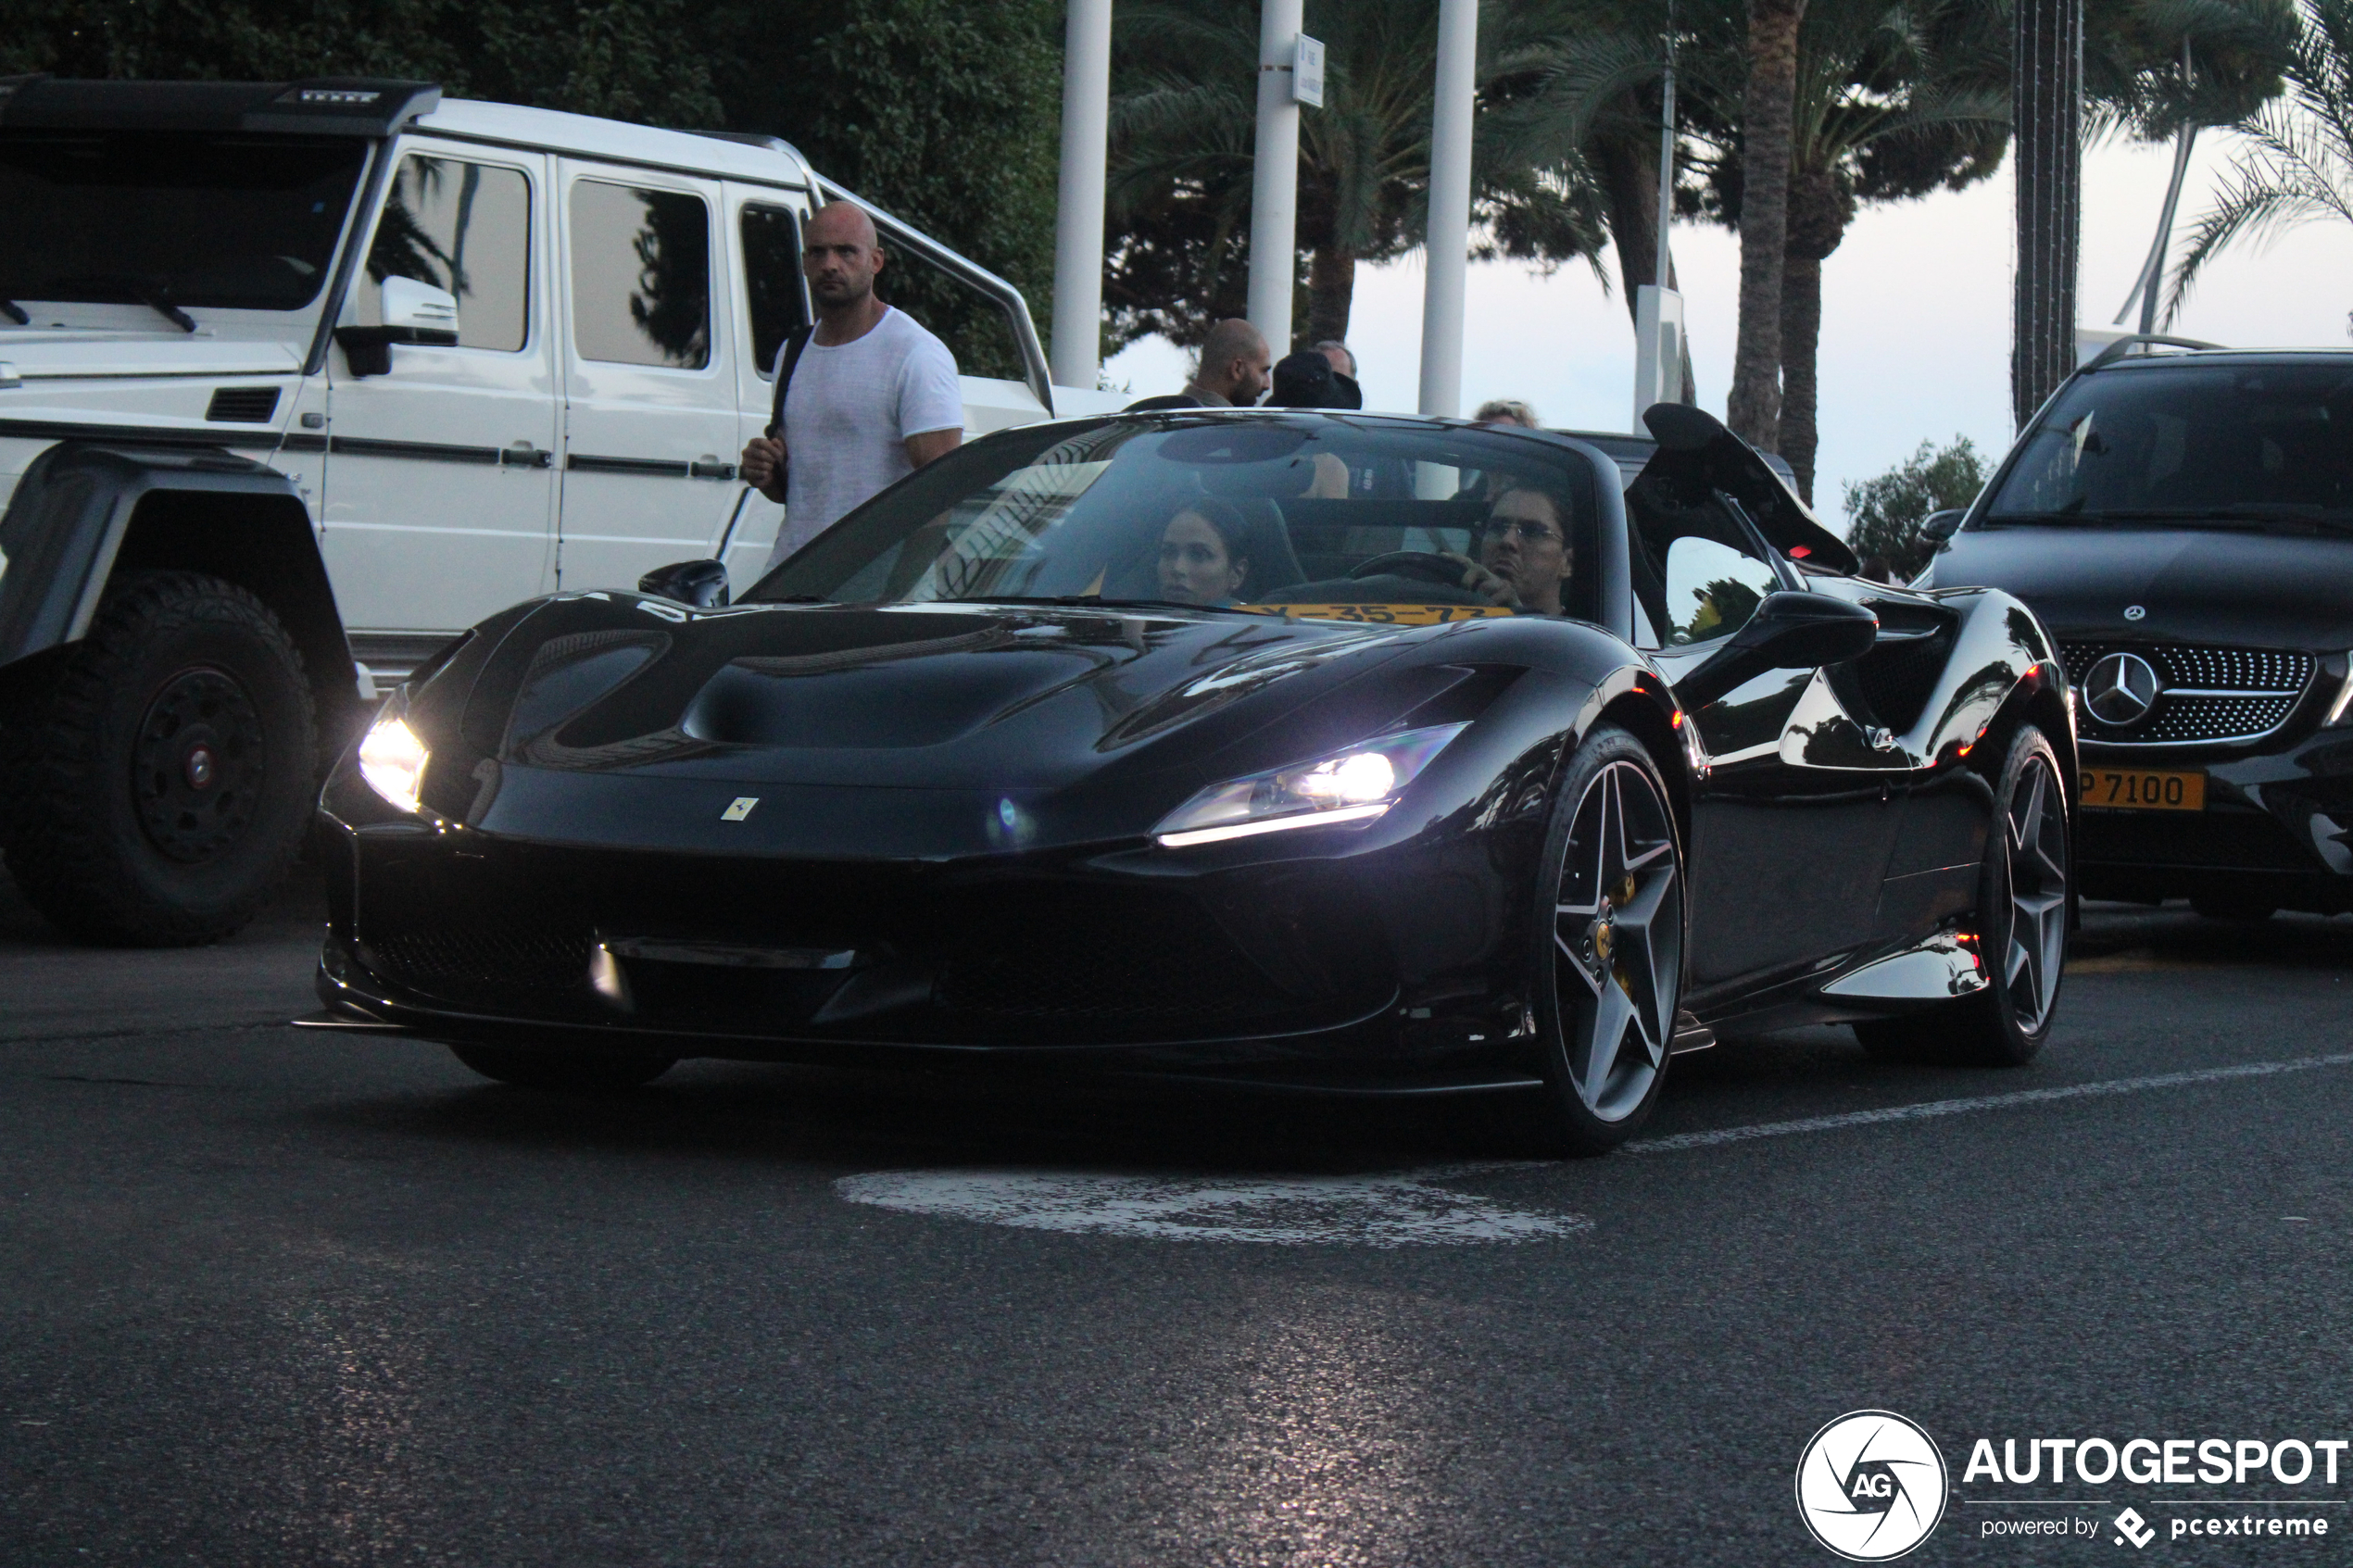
top-left (1919, 508), bottom-right (1965, 544)
top-left (1676, 590), bottom-right (1878, 710)
top-left (383, 276), bottom-right (459, 335)
top-left (638, 558), bottom-right (730, 608)
top-left (333, 276), bottom-right (462, 377)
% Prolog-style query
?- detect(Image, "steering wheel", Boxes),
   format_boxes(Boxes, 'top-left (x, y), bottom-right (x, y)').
top-left (1348, 551), bottom-right (1469, 588)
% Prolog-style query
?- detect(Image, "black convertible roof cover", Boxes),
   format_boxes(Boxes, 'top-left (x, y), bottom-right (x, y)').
top-left (0, 75), bottom-right (440, 137)
top-left (1635, 403), bottom-right (1859, 574)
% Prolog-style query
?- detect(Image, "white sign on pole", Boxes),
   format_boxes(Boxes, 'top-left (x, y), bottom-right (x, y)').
top-left (1293, 34), bottom-right (1325, 107)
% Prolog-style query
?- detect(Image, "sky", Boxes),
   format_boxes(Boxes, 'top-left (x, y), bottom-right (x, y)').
top-left (1101, 131), bottom-right (2353, 535)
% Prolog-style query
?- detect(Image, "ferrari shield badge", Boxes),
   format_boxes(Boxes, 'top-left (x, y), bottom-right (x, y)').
top-left (721, 797), bottom-right (759, 822)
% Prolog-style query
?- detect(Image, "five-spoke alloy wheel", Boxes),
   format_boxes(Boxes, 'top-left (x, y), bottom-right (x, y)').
top-left (1532, 724), bottom-right (1686, 1153)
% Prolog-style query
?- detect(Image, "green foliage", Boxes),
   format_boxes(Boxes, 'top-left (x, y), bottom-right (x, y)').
top-left (2167, 0), bottom-right (2353, 320)
top-left (1842, 435), bottom-right (1987, 579)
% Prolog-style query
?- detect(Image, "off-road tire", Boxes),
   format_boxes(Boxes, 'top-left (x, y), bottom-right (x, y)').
top-left (1, 571), bottom-right (317, 946)
top-left (1856, 723), bottom-right (2070, 1067)
top-left (448, 1044), bottom-right (675, 1091)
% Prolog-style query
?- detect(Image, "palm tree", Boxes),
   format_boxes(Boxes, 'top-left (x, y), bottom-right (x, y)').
top-left (1726, 0), bottom-right (1808, 448)
top-left (1679, 0), bottom-right (2008, 496)
top-left (2160, 0), bottom-right (2335, 315)
top-left (1103, 0), bottom-right (1608, 351)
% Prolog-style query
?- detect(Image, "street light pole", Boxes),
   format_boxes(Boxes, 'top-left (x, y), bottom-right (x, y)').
top-left (1418, 0), bottom-right (1478, 418)
top-left (1051, 0), bottom-right (1114, 393)
top-left (1248, 0), bottom-right (1304, 355)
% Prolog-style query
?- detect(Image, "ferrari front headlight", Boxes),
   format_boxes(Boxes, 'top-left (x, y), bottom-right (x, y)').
top-left (1153, 723), bottom-right (1466, 848)
top-left (358, 712), bottom-right (430, 813)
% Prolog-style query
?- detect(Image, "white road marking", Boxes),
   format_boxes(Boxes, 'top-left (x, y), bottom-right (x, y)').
top-left (834, 1169), bottom-right (1591, 1247)
top-left (1623, 1050), bottom-right (2353, 1154)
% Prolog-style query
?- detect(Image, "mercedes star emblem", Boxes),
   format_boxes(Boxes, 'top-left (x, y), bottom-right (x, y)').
top-left (2083, 651), bottom-right (2163, 726)
top-left (2123, 604), bottom-right (2146, 621)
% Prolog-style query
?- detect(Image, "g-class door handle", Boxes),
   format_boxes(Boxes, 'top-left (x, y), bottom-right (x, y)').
top-left (689, 455), bottom-right (737, 480)
top-left (500, 444), bottom-right (554, 469)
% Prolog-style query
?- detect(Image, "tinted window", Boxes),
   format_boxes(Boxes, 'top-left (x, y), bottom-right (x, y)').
top-left (0, 131), bottom-right (364, 310)
top-left (1629, 486), bottom-right (1778, 647)
top-left (1986, 362), bottom-right (2353, 520)
top-left (570, 180), bottom-right (711, 369)
top-left (740, 204), bottom-right (810, 377)
top-left (364, 157), bottom-right (530, 351)
top-left (749, 415), bottom-right (1599, 625)
top-left (878, 241), bottom-right (1022, 382)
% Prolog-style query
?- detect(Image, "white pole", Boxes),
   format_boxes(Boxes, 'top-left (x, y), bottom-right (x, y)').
top-left (1248, 0), bottom-right (1303, 355)
top-left (1051, 0), bottom-right (1114, 392)
top-left (1418, 0), bottom-right (1478, 417)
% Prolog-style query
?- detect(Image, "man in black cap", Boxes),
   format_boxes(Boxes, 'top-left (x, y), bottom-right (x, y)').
top-left (1267, 348), bottom-right (1363, 409)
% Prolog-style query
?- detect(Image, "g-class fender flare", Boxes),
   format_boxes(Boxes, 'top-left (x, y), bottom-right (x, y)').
top-left (0, 441), bottom-right (357, 725)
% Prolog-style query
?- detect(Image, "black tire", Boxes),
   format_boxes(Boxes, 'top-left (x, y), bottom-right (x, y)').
top-left (1856, 723), bottom-right (2070, 1067)
top-left (1529, 723), bottom-right (1687, 1155)
top-left (2, 571), bottom-right (317, 946)
top-left (448, 1044), bottom-right (675, 1091)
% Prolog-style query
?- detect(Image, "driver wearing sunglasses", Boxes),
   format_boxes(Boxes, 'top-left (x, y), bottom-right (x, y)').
top-left (1451, 486), bottom-right (1573, 615)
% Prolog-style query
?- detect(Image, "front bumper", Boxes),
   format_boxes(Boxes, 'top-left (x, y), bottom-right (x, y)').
top-left (313, 778), bottom-right (1552, 1086)
top-left (2073, 730), bottom-right (2353, 910)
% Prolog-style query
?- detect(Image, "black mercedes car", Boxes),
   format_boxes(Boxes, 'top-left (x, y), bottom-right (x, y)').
top-left (1924, 345), bottom-right (2353, 919)
top-left (313, 405), bottom-right (2073, 1153)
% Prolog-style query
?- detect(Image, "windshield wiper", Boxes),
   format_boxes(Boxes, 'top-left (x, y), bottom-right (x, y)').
top-left (46, 276), bottom-right (196, 332)
top-left (0, 299), bottom-right (26, 325)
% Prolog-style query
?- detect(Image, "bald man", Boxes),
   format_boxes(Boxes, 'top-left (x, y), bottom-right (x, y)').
top-left (742, 201), bottom-right (963, 569)
top-left (1126, 318), bottom-right (1270, 410)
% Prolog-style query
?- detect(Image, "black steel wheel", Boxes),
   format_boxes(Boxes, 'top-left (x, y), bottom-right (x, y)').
top-left (1856, 723), bottom-right (2070, 1066)
top-left (0, 571), bottom-right (316, 946)
top-left (1530, 723), bottom-right (1686, 1154)
top-left (448, 1044), bottom-right (675, 1092)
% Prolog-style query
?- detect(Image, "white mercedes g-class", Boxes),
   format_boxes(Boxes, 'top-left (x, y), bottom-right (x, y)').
top-left (0, 75), bottom-right (1074, 945)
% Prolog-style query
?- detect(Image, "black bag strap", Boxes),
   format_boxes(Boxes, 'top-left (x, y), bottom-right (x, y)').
top-left (767, 325), bottom-right (815, 439)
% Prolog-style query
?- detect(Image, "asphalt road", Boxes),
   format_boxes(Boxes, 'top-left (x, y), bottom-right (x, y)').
top-left (3, 868), bottom-right (2350, 1567)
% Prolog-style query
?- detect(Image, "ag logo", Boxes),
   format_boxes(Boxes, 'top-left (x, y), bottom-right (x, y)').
top-left (1795, 1410), bottom-right (1947, 1561)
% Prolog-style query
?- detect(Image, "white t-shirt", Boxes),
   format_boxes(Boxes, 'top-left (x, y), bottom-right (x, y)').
top-left (765, 305), bottom-right (963, 569)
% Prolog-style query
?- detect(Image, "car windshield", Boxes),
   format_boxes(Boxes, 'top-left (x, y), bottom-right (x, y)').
top-left (0, 131), bottom-right (367, 312)
top-left (749, 414), bottom-right (1600, 624)
top-left (1983, 361), bottom-right (2353, 525)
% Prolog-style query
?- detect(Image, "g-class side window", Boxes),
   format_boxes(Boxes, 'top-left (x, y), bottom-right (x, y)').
top-left (570, 181), bottom-right (712, 370)
top-left (364, 156), bottom-right (531, 352)
top-left (739, 204), bottom-right (811, 378)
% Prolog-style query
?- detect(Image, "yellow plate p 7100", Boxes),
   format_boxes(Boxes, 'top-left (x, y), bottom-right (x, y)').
top-left (2079, 768), bottom-right (2205, 811)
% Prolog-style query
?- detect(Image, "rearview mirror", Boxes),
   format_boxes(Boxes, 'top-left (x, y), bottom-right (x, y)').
top-left (1919, 508), bottom-right (1965, 544)
top-left (638, 558), bottom-right (730, 608)
top-left (1675, 590), bottom-right (1878, 710)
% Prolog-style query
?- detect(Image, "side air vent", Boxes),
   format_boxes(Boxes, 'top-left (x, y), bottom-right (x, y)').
top-left (206, 386), bottom-right (282, 423)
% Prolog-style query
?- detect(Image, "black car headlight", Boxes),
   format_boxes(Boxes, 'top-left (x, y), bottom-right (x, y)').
top-left (1153, 723), bottom-right (1467, 848)
top-left (357, 701), bottom-right (431, 814)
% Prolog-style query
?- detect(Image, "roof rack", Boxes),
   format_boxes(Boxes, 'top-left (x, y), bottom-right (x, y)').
top-left (0, 75), bottom-right (440, 136)
top-left (2082, 332), bottom-right (2227, 371)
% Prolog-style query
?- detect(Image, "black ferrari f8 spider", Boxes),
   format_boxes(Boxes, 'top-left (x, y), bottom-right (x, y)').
top-left (314, 405), bottom-right (2075, 1152)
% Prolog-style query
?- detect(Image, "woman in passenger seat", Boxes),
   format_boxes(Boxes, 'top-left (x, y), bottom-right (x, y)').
top-left (1155, 498), bottom-right (1252, 607)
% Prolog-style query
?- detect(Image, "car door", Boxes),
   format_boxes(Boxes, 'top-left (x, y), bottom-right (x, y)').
top-left (1639, 510), bottom-right (1907, 992)
top-left (555, 162), bottom-right (744, 592)
top-left (719, 186), bottom-right (812, 594)
top-left (321, 144), bottom-right (559, 637)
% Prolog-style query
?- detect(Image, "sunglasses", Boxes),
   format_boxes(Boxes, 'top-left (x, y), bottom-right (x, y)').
top-left (1480, 518), bottom-right (1565, 546)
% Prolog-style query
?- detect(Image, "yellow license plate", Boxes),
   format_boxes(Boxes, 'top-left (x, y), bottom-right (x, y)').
top-left (2079, 768), bottom-right (2206, 811)
top-left (1243, 603), bottom-right (1517, 625)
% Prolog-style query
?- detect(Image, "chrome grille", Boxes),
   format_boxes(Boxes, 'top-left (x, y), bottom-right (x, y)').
top-left (2059, 641), bottom-right (2315, 746)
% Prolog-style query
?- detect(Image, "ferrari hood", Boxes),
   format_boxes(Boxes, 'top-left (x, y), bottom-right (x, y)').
top-left (445, 595), bottom-right (1434, 796)
top-left (1936, 523), bottom-right (2353, 650)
